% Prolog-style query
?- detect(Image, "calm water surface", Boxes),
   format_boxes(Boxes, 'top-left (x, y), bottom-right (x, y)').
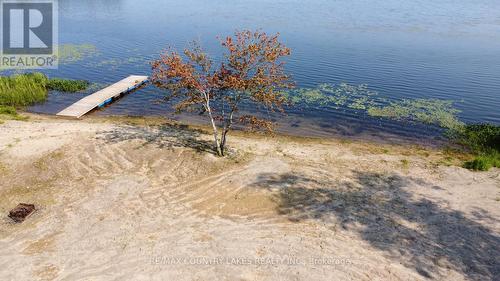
top-left (25, 0), bottom-right (500, 141)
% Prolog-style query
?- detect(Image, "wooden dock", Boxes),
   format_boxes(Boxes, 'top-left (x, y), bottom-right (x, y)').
top-left (56, 75), bottom-right (149, 118)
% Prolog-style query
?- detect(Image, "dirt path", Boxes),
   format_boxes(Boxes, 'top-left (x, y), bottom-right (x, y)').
top-left (0, 116), bottom-right (499, 280)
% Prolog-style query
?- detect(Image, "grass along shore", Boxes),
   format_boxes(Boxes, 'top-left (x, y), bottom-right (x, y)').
top-left (0, 73), bottom-right (89, 123)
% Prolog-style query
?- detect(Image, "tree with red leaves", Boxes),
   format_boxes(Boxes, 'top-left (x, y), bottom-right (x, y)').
top-left (151, 30), bottom-right (293, 156)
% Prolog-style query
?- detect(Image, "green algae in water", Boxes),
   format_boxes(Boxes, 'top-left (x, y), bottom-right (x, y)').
top-left (367, 99), bottom-right (464, 130)
top-left (287, 83), bottom-right (380, 109)
top-left (92, 56), bottom-right (148, 70)
top-left (286, 83), bottom-right (463, 131)
top-left (288, 88), bottom-right (325, 105)
top-left (57, 44), bottom-right (99, 64)
top-left (100, 57), bottom-right (146, 65)
top-left (86, 82), bottom-right (111, 93)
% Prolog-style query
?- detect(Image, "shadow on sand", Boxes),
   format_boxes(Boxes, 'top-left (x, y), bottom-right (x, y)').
top-left (96, 124), bottom-right (215, 154)
top-left (252, 171), bottom-right (500, 280)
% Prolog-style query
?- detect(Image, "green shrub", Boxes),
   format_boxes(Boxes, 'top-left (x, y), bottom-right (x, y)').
top-left (451, 124), bottom-right (500, 153)
top-left (451, 124), bottom-right (500, 171)
top-left (464, 158), bottom-right (491, 171)
top-left (464, 152), bottom-right (500, 171)
top-left (0, 73), bottom-right (48, 106)
top-left (47, 78), bottom-right (89, 92)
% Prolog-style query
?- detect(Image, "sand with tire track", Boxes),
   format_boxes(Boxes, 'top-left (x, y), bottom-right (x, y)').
top-left (0, 115), bottom-right (499, 281)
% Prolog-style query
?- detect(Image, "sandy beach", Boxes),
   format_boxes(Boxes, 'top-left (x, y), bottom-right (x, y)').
top-left (0, 115), bottom-right (499, 281)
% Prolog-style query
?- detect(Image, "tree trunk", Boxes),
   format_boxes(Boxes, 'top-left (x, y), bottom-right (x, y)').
top-left (219, 111), bottom-right (234, 156)
top-left (220, 129), bottom-right (228, 156)
top-left (206, 105), bottom-right (223, 156)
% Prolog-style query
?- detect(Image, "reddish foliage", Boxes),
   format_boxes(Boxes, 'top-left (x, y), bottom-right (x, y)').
top-left (151, 30), bottom-right (293, 156)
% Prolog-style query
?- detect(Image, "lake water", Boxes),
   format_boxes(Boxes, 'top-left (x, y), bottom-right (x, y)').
top-left (24, 0), bottom-right (500, 142)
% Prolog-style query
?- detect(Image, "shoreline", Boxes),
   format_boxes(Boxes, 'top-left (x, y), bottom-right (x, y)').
top-left (24, 111), bottom-right (451, 150)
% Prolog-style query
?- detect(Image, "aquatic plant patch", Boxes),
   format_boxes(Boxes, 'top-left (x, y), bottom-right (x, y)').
top-left (367, 99), bottom-right (464, 131)
top-left (286, 83), bottom-right (379, 109)
top-left (286, 83), bottom-right (463, 131)
top-left (86, 82), bottom-right (110, 93)
top-left (57, 44), bottom-right (99, 64)
top-left (94, 56), bottom-right (148, 69)
top-left (47, 78), bottom-right (89, 92)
